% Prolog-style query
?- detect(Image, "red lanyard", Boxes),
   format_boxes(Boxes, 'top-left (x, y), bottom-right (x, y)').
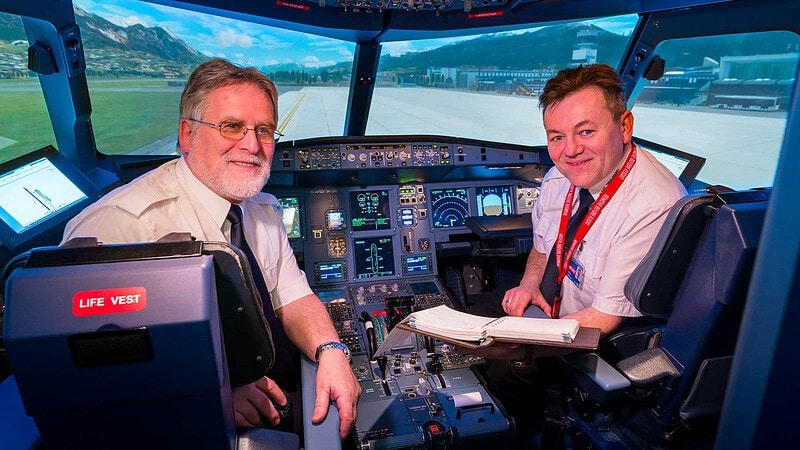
top-left (551, 144), bottom-right (638, 318)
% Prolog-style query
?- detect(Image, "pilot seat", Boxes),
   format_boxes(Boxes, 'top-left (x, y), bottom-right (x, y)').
top-left (2, 238), bottom-right (299, 450)
top-left (553, 188), bottom-right (771, 449)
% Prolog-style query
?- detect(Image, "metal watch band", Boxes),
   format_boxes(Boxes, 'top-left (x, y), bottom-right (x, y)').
top-left (314, 341), bottom-right (351, 363)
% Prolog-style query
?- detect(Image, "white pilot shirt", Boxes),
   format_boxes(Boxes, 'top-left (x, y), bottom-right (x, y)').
top-left (531, 145), bottom-right (687, 317)
top-left (61, 157), bottom-right (313, 310)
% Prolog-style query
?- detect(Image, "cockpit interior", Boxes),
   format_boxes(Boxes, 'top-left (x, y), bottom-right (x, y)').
top-left (1, 0), bottom-right (799, 448)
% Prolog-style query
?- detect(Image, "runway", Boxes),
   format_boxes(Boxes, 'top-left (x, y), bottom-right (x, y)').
top-left (277, 86), bottom-right (786, 190)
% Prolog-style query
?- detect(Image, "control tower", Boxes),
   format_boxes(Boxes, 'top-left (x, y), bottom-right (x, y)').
top-left (572, 27), bottom-right (599, 66)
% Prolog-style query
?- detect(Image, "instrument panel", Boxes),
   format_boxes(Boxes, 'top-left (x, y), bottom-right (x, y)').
top-left (273, 180), bottom-right (539, 286)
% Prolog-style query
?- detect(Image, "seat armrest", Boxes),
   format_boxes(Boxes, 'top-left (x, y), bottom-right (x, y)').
top-left (562, 352), bottom-right (631, 392)
top-left (300, 356), bottom-right (342, 450)
top-left (616, 347), bottom-right (681, 387)
top-left (561, 352), bottom-right (630, 404)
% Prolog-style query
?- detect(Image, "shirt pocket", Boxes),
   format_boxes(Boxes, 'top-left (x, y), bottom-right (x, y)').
top-left (534, 215), bottom-right (559, 253)
top-left (573, 242), bottom-right (607, 294)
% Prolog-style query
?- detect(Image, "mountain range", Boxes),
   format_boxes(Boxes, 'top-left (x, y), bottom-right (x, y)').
top-left (0, 7), bottom-right (204, 76)
top-left (73, 6), bottom-right (204, 65)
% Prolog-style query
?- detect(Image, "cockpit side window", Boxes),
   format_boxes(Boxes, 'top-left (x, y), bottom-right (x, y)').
top-left (0, 12), bottom-right (58, 165)
top-left (631, 31), bottom-right (800, 190)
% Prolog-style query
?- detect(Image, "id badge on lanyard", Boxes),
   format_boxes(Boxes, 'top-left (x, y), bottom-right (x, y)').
top-left (551, 144), bottom-right (638, 319)
top-left (565, 257), bottom-right (585, 289)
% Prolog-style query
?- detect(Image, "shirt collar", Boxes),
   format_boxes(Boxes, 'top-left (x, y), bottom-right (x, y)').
top-left (176, 156), bottom-right (232, 229)
top-left (587, 142), bottom-right (635, 199)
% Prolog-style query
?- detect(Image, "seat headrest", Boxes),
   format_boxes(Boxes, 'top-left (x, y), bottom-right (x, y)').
top-left (624, 194), bottom-right (719, 317)
top-left (624, 188), bottom-right (771, 317)
top-left (7, 239), bottom-right (274, 388)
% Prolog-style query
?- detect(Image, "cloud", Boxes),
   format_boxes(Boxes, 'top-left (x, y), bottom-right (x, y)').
top-left (216, 29), bottom-right (254, 48)
top-left (256, 33), bottom-right (294, 49)
top-left (384, 42), bottom-right (414, 57)
top-left (103, 14), bottom-right (150, 27)
top-left (588, 15), bottom-right (638, 35)
top-left (339, 47), bottom-right (354, 58)
top-left (302, 56), bottom-right (337, 68)
top-left (303, 56), bottom-right (321, 68)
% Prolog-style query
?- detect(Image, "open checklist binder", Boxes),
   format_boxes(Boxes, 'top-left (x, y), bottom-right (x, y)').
top-left (395, 305), bottom-right (600, 350)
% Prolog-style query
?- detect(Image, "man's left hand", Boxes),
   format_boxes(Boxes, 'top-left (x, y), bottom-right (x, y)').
top-left (312, 348), bottom-right (362, 439)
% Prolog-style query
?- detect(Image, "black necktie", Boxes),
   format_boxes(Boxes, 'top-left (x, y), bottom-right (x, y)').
top-left (539, 188), bottom-right (594, 308)
top-left (227, 205), bottom-right (298, 387)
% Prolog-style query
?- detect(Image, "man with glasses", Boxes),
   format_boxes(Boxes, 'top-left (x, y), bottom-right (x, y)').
top-left (62, 58), bottom-right (360, 439)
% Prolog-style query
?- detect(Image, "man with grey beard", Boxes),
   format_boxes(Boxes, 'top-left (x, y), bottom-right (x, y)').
top-left (62, 58), bottom-right (360, 440)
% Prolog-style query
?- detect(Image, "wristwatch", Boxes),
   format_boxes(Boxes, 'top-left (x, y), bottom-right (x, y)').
top-left (315, 341), bottom-right (352, 363)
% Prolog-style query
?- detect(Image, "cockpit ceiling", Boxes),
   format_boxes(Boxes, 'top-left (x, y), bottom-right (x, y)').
top-left (311, 0), bottom-right (529, 14)
top-left (139, 0), bottom-right (736, 42)
top-left (265, 0), bottom-right (732, 15)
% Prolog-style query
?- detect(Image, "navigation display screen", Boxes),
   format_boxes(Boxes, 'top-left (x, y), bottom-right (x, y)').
top-left (430, 187), bottom-right (469, 228)
top-left (0, 157), bottom-right (87, 234)
top-left (476, 186), bottom-right (513, 216)
top-left (353, 236), bottom-right (395, 279)
top-left (350, 189), bottom-right (391, 231)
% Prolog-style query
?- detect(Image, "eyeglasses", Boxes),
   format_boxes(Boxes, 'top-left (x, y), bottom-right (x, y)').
top-left (187, 118), bottom-right (283, 143)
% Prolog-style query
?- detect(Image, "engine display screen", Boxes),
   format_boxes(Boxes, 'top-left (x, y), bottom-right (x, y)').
top-left (350, 190), bottom-right (391, 231)
top-left (353, 236), bottom-right (395, 279)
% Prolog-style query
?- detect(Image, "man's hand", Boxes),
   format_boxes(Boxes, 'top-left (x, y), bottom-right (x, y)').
top-left (232, 376), bottom-right (288, 428)
top-left (312, 349), bottom-right (362, 439)
top-left (502, 285), bottom-right (551, 317)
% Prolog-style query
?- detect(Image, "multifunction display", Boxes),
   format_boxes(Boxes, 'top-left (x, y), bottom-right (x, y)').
top-left (350, 190), bottom-right (391, 231)
top-left (354, 236), bottom-right (395, 279)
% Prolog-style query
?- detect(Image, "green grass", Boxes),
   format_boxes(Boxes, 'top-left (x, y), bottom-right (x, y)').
top-left (0, 78), bottom-right (184, 164)
top-left (0, 87), bottom-right (57, 163)
top-left (89, 89), bottom-right (182, 154)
